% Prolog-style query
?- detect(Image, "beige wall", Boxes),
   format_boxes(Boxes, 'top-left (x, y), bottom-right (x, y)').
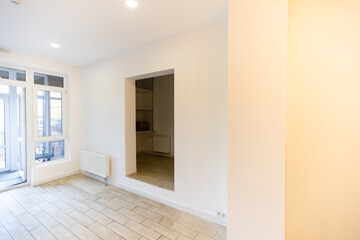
top-left (286, 1), bottom-right (360, 239)
top-left (228, 0), bottom-right (288, 239)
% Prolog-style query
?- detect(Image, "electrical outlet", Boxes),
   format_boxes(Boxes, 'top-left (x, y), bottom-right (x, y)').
top-left (216, 211), bottom-right (227, 218)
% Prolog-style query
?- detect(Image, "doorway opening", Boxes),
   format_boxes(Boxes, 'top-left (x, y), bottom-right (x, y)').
top-left (127, 73), bottom-right (174, 191)
top-left (0, 84), bottom-right (27, 190)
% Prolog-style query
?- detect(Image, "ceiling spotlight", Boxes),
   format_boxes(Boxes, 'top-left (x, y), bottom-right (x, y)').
top-left (50, 43), bottom-right (60, 48)
top-left (125, 0), bottom-right (138, 8)
top-left (11, 0), bottom-right (21, 5)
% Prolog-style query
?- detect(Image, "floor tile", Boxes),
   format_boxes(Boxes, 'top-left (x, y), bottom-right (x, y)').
top-left (117, 207), bottom-right (146, 223)
top-left (33, 211), bottom-right (59, 229)
top-left (50, 211), bottom-right (78, 228)
top-left (69, 223), bottom-right (101, 240)
top-left (17, 213), bottom-right (41, 231)
top-left (125, 220), bottom-right (161, 240)
top-left (143, 219), bottom-right (180, 240)
top-left (50, 225), bottom-right (79, 240)
top-left (159, 218), bottom-right (199, 239)
top-left (9, 226), bottom-right (35, 240)
top-left (107, 221), bottom-right (142, 240)
top-left (0, 212), bottom-right (22, 231)
top-left (102, 208), bottom-right (130, 225)
top-left (133, 206), bottom-right (163, 222)
top-left (68, 210), bottom-right (95, 227)
top-left (84, 209), bottom-right (113, 226)
top-left (0, 224), bottom-right (12, 240)
top-left (88, 222), bottom-right (122, 240)
top-left (30, 226), bottom-right (57, 240)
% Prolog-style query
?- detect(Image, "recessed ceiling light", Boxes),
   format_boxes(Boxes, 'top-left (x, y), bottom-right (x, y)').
top-left (125, 0), bottom-right (138, 8)
top-left (50, 43), bottom-right (60, 48)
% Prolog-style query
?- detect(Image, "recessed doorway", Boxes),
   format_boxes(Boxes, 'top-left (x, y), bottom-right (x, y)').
top-left (126, 71), bottom-right (174, 191)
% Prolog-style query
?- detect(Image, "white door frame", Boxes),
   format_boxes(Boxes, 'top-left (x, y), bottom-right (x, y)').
top-left (0, 68), bottom-right (32, 184)
top-left (0, 95), bottom-right (10, 172)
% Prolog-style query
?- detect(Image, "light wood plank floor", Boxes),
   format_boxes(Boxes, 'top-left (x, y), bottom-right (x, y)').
top-left (129, 153), bottom-right (174, 191)
top-left (0, 174), bottom-right (226, 240)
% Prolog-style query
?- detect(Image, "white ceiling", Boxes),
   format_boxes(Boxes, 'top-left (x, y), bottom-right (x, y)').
top-left (0, 0), bottom-right (227, 66)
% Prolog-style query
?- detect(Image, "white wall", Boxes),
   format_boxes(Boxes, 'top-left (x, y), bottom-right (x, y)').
top-left (228, 0), bottom-right (287, 239)
top-left (82, 21), bottom-right (228, 224)
top-left (0, 52), bottom-right (82, 185)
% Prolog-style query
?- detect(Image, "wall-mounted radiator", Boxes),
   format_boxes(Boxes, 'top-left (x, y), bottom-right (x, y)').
top-left (153, 135), bottom-right (171, 154)
top-left (81, 150), bottom-right (110, 185)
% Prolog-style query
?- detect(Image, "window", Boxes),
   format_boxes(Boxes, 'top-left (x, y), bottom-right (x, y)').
top-left (37, 90), bottom-right (62, 137)
top-left (35, 141), bottom-right (64, 162)
top-left (34, 73), bottom-right (64, 88)
top-left (0, 67), bottom-right (26, 81)
top-left (34, 73), bottom-right (66, 163)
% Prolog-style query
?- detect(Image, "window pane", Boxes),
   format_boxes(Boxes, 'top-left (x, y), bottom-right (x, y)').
top-left (37, 90), bottom-right (62, 137)
top-left (0, 96), bottom-right (5, 169)
top-left (50, 98), bottom-right (62, 136)
top-left (35, 140), bottom-right (64, 163)
top-left (0, 85), bottom-right (9, 95)
top-left (0, 99), bottom-right (5, 146)
top-left (34, 73), bottom-right (64, 88)
top-left (0, 148), bottom-right (5, 168)
top-left (0, 66), bottom-right (26, 81)
top-left (0, 99), bottom-right (5, 147)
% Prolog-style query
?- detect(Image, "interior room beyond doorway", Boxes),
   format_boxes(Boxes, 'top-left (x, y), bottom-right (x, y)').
top-left (128, 73), bottom-right (175, 191)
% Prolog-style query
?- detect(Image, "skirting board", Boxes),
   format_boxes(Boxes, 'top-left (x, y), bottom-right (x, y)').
top-left (110, 179), bottom-right (228, 227)
top-left (31, 170), bottom-right (81, 186)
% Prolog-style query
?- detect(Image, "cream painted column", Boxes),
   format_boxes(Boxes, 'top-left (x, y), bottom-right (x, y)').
top-left (286, 1), bottom-right (360, 239)
top-left (228, 0), bottom-right (288, 239)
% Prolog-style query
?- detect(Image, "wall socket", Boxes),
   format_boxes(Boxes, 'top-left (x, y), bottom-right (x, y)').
top-left (216, 211), bottom-right (226, 218)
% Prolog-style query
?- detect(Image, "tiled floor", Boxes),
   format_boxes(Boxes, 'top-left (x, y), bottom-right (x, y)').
top-left (128, 153), bottom-right (174, 191)
top-left (0, 174), bottom-right (226, 240)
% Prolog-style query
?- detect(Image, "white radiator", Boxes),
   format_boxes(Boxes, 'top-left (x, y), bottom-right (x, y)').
top-left (81, 150), bottom-right (110, 185)
top-left (153, 135), bottom-right (171, 154)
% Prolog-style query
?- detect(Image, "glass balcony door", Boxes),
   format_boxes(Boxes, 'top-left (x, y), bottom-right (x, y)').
top-left (0, 95), bottom-right (10, 172)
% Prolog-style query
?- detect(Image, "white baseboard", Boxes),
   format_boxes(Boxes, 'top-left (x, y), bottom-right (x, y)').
top-left (110, 179), bottom-right (227, 226)
top-left (31, 170), bottom-right (81, 186)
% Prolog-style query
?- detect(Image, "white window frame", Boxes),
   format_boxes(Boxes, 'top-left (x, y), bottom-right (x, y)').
top-left (33, 73), bottom-right (68, 164)
top-left (0, 62), bottom-right (70, 188)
